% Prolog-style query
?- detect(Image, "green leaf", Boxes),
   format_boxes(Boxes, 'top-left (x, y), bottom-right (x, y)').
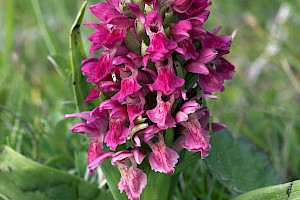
top-left (141, 171), bottom-right (172, 200)
top-left (0, 145), bottom-right (113, 200)
top-left (205, 130), bottom-right (278, 193)
top-left (233, 180), bottom-right (300, 200)
top-left (31, 0), bottom-right (59, 55)
top-left (69, 1), bottom-right (94, 112)
top-left (174, 152), bottom-right (199, 175)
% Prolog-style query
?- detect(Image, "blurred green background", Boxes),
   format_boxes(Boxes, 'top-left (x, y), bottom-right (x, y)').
top-left (0, 0), bottom-right (299, 199)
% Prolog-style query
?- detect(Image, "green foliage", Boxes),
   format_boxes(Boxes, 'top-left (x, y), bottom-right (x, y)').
top-left (206, 130), bottom-right (278, 193)
top-left (141, 171), bottom-right (172, 200)
top-left (234, 180), bottom-right (300, 200)
top-left (0, 146), bottom-right (113, 200)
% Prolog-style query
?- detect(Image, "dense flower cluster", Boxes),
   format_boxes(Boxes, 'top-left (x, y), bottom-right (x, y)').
top-left (66, 0), bottom-right (234, 199)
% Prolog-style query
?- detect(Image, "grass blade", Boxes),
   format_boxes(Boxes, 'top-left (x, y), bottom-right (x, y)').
top-left (31, 0), bottom-right (58, 55)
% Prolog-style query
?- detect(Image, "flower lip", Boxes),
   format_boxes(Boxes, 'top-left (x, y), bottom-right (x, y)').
top-left (147, 133), bottom-right (179, 174)
top-left (146, 92), bottom-right (176, 130)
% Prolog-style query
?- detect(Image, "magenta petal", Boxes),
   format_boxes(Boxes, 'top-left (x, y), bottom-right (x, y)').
top-left (69, 122), bottom-right (99, 137)
top-left (126, 93), bottom-right (145, 127)
top-left (103, 28), bottom-right (126, 49)
top-left (90, 3), bottom-right (117, 22)
top-left (146, 92), bottom-right (176, 130)
top-left (88, 151), bottom-right (114, 174)
top-left (175, 111), bottom-right (189, 123)
top-left (85, 23), bottom-right (126, 50)
top-left (99, 81), bottom-right (120, 93)
top-left (180, 113), bottom-right (211, 158)
top-left (111, 73), bottom-right (142, 103)
top-left (112, 150), bottom-right (147, 200)
top-left (176, 100), bottom-right (200, 123)
top-left (181, 90), bottom-right (187, 100)
top-left (148, 57), bottom-right (185, 95)
top-left (186, 63), bottom-right (209, 74)
top-left (143, 125), bottom-right (161, 142)
top-left (110, 106), bottom-right (128, 119)
top-left (81, 57), bottom-right (99, 79)
top-left (186, 48), bottom-right (217, 74)
top-left (171, 20), bottom-right (192, 42)
top-left (175, 39), bottom-right (198, 60)
top-left (188, 10), bottom-right (210, 27)
top-left (118, 167), bottom-right (147, 200)
top-left (180, 100), bottom-right (201, 114)
top-left (127, 3), bottom-right (145, 21)
top-left (94, 52), bottom-right (114, 82)
top-left (212, 123), bottom-right (227, 132)
top-left (201, 32), bottom-right (232, 53)
top-left (144, 10), bottom-right (163, 29)
top-left (132, 149), bottom-right (147, 165)
top-left (199, 70), bottom-right (224, 92)
top-left (173, 0), bottom-right (193, 13)
top-left (100, 99), bottom-right (120, 110)
top-left (85, 88), bottom-right (100, 104)
top-left (90, 2), bottom-right (133, 28)
top-left (111, 150), bottom-right (133, 165)
top-left (146, 33), bottom-right (177, 62)
top-left (111, 59), bottom-right (142, 103)
top-left (148, 133), bottom-right (179, 174)
top-left (104, 117), bottom-right (130, 151)
top-left (65, 111), bottom-right (92, 122)
top-left (199, 58), bottom-right (235, 93)
top-left (133, 135), bottom-right (141, 147)
top-left (82, 52), bottom-right (114, 83)
top-left (85, 23), bottom-right (110, 54)
top-left (196, 48), bottom-right (218, 63)
top-left (215, 58), bottom-right (235, 80)
top-left (181, 0), bottom-right (212, 18)
top-left (66, 107), bottom-right (108, 133)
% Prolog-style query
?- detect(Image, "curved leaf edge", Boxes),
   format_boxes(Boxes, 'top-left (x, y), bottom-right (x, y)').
top-left (0, 145), bottom-right (113, 200)
top-left (233, 179), bottom-right (300, 200)
top-left (205, 130), bottom-right (279, 194)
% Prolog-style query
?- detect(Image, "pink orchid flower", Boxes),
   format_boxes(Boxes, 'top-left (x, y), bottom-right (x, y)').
top-left (112, 150), bottom-right (147, 200)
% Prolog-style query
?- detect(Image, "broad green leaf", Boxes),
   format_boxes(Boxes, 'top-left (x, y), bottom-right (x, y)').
top-left (0, 145), bottom-right (113, 200)
top-left (234, 180), bottom-right (300, 200)
top-left (205, 130), bottom-right (278, 193)
top-left (69, 1), bottom-right (94, 112)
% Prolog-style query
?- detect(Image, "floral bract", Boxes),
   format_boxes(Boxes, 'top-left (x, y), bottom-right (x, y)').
top-left (66, 0), bottom-right (235, 199)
